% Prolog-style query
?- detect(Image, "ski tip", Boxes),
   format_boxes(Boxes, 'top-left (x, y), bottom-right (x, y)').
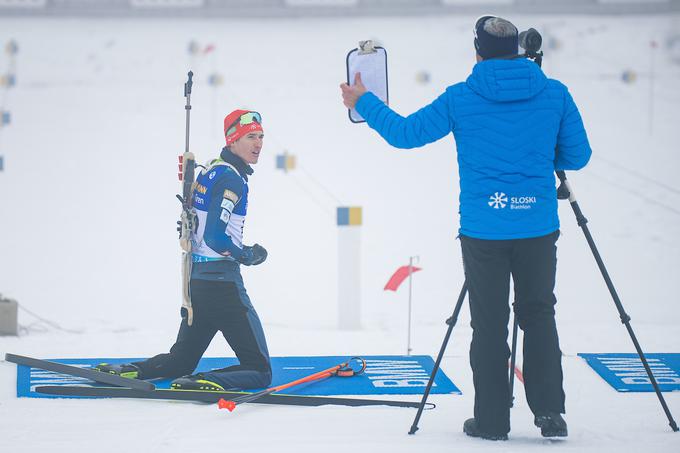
top-left (217, 398), bottom-right (236, 412)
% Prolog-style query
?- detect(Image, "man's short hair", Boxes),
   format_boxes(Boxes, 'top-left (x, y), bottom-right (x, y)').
top-left (484, 17), bottom-right (518, 39)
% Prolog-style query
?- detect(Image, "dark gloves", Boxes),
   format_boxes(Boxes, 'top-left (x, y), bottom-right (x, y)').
top-left (238, 244), bottom-right (268, 266)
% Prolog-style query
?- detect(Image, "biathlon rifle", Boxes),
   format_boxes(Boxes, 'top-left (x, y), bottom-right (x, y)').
top-left (177, 71), bottom-right (196, 325)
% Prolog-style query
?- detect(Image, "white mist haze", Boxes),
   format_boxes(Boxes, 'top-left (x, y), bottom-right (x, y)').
top-left (0, 13), bottom-right (679, 452)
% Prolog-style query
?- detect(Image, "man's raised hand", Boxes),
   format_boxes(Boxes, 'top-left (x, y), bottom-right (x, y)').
top-left (340, 72), bottom-right (367, 109)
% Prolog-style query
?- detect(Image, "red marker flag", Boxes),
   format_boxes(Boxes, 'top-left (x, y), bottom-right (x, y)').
top-left (384, 265), bottom-right (422, 291)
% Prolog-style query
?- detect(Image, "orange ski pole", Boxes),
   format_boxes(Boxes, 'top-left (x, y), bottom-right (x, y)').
top-left (218, 357), bottom-right (366, 412)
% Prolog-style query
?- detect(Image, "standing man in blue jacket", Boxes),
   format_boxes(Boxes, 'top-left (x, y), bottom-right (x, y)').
top-left (341, 16), bottom-right (591, 441)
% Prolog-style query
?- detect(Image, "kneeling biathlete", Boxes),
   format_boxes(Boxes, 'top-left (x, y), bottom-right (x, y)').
top-left (97, 110), bottom-right (271, 391)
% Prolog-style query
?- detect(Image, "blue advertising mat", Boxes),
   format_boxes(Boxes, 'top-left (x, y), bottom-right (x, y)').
top-left (579, 353), bottom-right (680, 392)
top-left (17, 355), bottom-right (460, 398)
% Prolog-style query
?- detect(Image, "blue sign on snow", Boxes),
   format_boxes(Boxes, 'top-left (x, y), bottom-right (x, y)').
top-left (16, 355), bottom-right (460, 398)
top-left (579, 353), bottom-right (680, 392)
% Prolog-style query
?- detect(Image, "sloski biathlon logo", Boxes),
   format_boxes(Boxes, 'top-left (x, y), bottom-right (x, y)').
top-left (489, 192), bottom-right (537, 210)
top-left (488, 192), bottom-right (508, 209)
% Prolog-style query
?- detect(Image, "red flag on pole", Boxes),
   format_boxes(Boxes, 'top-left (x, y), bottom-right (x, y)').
top-left (384, 265), bottom-right (422, 291)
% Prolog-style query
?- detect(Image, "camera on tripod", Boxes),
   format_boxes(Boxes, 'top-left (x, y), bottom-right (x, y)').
top-left (519, 28), bottom-right (544, 67)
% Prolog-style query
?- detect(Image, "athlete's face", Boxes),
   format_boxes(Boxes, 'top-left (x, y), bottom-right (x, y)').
top-left (230, 131), bottom-right (264, 165)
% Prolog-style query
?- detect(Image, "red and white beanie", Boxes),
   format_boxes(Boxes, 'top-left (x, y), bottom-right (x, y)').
top-left (224, 109), bottom-right (263, 146)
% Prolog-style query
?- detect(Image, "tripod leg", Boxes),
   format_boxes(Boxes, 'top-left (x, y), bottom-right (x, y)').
top-left (509, 315), bottom-right (519, 408)
top-left (556, 170), bottom-right (678, 432)
top-left (580, 220), bottom-right (678, 432)
top-left (408, 281), bottom-right (468, 435)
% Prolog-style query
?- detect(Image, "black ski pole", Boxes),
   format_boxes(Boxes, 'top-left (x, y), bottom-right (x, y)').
top-left (508, 316), bottom-right (519, 408)
top-left (409, 281), bottom-right (468, 435)
top-left (556, 170), bottom-right (678, 432)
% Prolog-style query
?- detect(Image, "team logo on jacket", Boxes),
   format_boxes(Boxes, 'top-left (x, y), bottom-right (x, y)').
top-left (488, 192), bottom-right (537, 210)
top-left (488, 192), bottom-right (508, 209)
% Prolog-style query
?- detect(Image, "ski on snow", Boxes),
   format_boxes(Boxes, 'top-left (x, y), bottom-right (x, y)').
top-left (7, 352), bottom-right (434, 409)
top-left (35, 385), bottom-right (431, 409)
top-left (5, 353), bottom-right (156, 391)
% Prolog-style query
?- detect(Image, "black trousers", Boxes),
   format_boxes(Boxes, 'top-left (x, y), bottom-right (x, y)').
top-left (134, 275), bottom-right (271, 390)
top-left (461, 230), bottom-right (565, 435)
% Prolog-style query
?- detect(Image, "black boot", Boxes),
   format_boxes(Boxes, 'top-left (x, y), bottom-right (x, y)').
top-left (463, 418), bottom-right (508, 441)
top-left (171, 373), bottom-right (225, 391)
top-left (94, 363), bottom-right (142, 379)
top-left (534, 412), bottom-right (568, 437)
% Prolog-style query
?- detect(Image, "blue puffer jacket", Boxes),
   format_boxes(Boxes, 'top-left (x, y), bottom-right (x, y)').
top-left (355, 58), bottom-right (591, 240)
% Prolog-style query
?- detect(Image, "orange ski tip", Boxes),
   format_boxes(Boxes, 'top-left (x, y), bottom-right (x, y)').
top-left (217, 398), bottom-right (236, 412)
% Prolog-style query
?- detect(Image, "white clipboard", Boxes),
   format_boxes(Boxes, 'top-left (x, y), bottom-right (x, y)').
top-left (346, 41), bottom-right (388, 123)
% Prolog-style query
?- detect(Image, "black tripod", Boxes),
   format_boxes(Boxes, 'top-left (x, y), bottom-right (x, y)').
top-left (408, 171), bottom-right (678, 435)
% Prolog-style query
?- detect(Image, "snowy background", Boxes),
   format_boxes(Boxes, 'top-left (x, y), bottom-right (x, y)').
top-left (1, 12), bottom-right (679, 453)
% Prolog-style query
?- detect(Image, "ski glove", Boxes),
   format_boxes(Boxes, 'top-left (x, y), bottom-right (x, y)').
top-left (238, 244), bottom-right (268, 266)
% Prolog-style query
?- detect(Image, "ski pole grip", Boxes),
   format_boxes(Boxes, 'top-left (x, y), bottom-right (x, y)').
top-left (184, 71), bottom-right (194, 97)
top-left (555, 170), bottom-right (571, 200)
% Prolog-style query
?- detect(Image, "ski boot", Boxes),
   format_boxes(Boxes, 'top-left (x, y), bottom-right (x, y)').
top-left (534, 412), bottom-right (568, 438)
top-left (94, 363), bottom-right (142, 379)
top-left (171, 374), bottom-right (225, 391)
top-left (463, 418), bottom-right (508, 441)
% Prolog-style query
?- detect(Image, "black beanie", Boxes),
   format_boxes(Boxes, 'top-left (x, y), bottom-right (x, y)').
top-left (474, 16), bottom-right (519, 60)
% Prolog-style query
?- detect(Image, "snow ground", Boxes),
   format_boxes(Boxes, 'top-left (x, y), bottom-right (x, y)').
top-left (0, 13), bottom-right (679, 453)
